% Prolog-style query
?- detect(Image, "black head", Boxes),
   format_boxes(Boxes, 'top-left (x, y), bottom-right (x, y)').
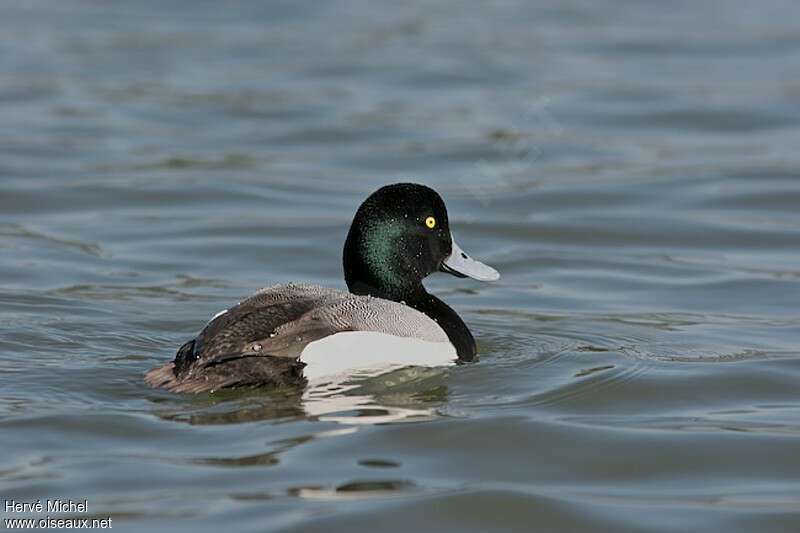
top-left (343, 183), bottom-right (498, 299)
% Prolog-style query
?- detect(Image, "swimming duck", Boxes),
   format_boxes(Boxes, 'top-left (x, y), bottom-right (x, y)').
top-left (145, 183), bottom-right (499, 393)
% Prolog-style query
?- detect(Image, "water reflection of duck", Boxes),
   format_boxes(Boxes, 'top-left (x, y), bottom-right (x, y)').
top-left (155, 367), bottom-right (450, 427)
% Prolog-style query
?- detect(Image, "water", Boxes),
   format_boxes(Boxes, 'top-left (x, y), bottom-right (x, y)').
top-left (2, 1), bottom-right (799, 531)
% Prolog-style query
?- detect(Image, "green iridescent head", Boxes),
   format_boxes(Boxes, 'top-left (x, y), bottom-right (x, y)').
top-left (343, 183), bottom-right (499, 299)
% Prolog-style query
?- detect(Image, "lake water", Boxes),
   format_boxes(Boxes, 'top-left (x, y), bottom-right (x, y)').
top-left (2, 1), bottom-right (799, 531)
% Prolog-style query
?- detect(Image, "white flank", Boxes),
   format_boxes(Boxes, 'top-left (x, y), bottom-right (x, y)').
top-left (299, 331), bottom-right (457, 381)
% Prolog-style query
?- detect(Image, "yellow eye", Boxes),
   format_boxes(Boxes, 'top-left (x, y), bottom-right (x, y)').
top-left (425, 216), bottom-right (436, 229)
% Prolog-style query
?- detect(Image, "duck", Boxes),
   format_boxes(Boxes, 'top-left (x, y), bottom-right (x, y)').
top-left (145, 183), bottom-right (499, 393)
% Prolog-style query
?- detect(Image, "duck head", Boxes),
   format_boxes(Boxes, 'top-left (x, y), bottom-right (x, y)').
top-left (343, 183), bottom-right (499, 299)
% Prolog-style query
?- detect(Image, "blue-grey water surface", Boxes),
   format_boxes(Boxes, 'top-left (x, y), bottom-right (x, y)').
top-left (2, 1), bottom-right (800, 531)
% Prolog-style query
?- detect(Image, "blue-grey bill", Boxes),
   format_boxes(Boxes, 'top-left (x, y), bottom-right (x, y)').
top-left (441, 235), bottom-right (500, 282)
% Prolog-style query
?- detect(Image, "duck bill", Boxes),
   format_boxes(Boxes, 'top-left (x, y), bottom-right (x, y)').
top-left (440, 235), bottom-right (500, 282)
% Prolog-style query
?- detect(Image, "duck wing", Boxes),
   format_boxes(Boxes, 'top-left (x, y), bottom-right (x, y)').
top-left (145, 284), bottom-right (349, 392)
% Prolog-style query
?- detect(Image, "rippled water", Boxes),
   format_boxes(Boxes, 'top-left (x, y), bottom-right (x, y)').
top-left (2, 1), bottom-right (800, 531)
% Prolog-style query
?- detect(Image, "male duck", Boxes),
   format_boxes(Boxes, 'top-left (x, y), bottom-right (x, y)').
top-left (145, 183), bottom-right (499, 393)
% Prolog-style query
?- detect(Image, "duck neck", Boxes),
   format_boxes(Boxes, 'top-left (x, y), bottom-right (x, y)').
top-left (345, 278), bottom-right (476, 361)
top-left (404, 288), bottom-right (477, 362)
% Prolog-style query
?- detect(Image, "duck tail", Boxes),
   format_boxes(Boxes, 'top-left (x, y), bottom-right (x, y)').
top-left (144, 362), bottom-right (179, 390)
top-left (144, 338), bottom-right (195, 391)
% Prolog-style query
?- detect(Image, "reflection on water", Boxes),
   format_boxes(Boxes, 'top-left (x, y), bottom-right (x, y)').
top-left (153, 366), bottom-right (449, 426)
top-left (302, 367), bottom-right (448, 425)
top-left (290, 479), bottom-right (417, 501)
